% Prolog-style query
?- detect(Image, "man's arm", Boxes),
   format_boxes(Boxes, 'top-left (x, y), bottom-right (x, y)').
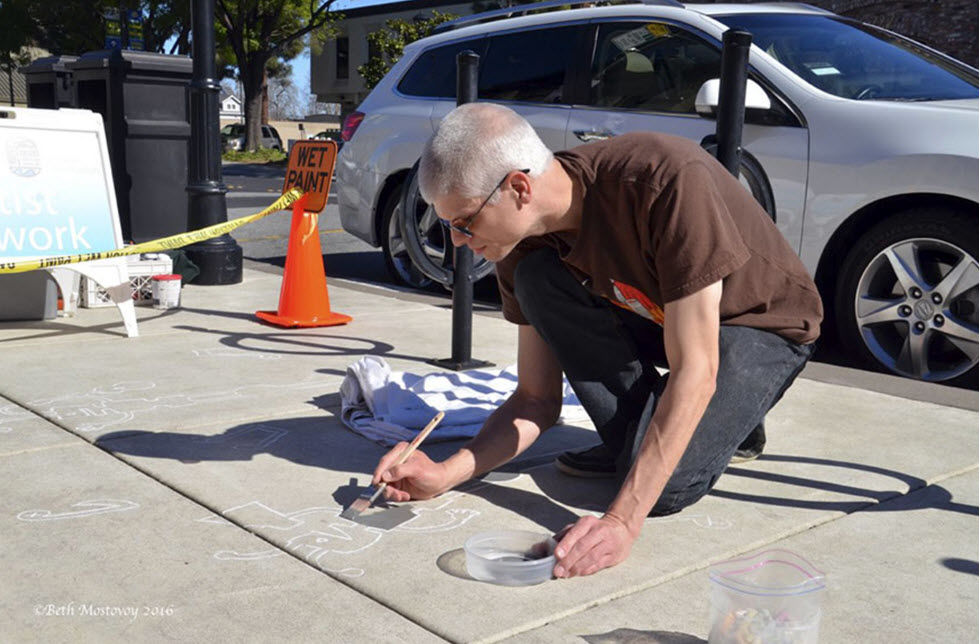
top-left (442, 324), bottom-right (566, 487)
top-left (553, 280), bottom-right (722, 578)
top-left (373, 324), bottom-right (565, 502)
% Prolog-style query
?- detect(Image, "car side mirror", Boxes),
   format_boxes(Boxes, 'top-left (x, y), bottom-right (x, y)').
top-left (695, 78), bottom-right (771, 118)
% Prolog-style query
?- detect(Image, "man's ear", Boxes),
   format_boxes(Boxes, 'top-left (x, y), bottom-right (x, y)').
top-left (512, 171), bottom-right (532, 205)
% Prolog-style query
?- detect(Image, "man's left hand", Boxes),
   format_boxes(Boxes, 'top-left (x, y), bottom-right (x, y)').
top-left (552, 513), bottom-right (636, 578)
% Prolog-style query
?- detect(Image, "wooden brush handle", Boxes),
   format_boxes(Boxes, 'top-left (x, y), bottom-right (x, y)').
top-left (369, 410), bottom-right (445, 504)
top-left (394, 410), bottom-right (445, 465)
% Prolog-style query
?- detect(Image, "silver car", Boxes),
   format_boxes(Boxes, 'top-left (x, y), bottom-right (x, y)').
top-left (221, 123), bottom-right (283, 151)
top-left (336, 0), bottom-right (979, 384)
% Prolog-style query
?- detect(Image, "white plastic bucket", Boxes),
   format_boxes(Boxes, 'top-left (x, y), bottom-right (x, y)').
top-left (151, 274), bottom-right (181, 309)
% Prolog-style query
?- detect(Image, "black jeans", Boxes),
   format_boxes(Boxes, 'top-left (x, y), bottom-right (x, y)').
top-left (513, 248), bottom-right (814, 515)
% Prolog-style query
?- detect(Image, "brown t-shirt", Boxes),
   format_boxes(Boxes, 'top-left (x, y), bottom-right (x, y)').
top-left (495, 132), bottom-right (823, 344)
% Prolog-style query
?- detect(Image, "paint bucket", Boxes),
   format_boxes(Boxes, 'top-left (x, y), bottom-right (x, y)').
top-left (464, 530), bottom-right (555, 586)
top-left (708, 549), bottom-right (825, 644)
top-left (151, 274), bottom-right (181, 310)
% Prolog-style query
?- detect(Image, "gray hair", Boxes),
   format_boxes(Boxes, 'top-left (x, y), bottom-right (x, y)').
top-left (418, 103), bottom-right (553, 204)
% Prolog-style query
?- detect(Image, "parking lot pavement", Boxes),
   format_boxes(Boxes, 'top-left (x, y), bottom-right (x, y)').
top-left (0, 265), bottom-right (975, 642)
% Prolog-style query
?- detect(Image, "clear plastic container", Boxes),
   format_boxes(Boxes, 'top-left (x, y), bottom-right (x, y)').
top-left (464, 530), bottom-right (556, 586)
top-left (708, 549), bottom-right (826, 644)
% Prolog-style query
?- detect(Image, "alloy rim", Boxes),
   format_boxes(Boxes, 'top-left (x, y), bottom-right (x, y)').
top-left (854, 237), bottom-right (978, 381)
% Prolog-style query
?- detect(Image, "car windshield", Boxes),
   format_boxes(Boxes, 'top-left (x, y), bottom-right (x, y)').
top-left (715, 13), bottom-right (978, 100)
top-left (220, 124), bottom-right (244, 136)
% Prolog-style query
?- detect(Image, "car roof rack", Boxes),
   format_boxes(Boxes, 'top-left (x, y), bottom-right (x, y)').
top-left (432, 0), bottom-right (684, 35)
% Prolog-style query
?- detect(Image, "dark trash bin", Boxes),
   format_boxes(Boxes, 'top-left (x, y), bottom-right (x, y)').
top-left (19, 55), bottom-right (78, 109)
top-left (68, 50), bottom-right (192, 243)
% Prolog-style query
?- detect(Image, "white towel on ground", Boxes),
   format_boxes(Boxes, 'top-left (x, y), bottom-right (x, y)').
top-left (339, 355), bottom-right (587, 446)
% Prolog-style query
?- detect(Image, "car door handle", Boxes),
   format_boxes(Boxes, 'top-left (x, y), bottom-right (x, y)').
top-left (574, 130), bottom-right (615, 142)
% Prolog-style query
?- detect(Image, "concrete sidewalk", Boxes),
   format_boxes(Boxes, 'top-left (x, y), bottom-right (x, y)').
top-left (0, 263), bottom-right (976, 643)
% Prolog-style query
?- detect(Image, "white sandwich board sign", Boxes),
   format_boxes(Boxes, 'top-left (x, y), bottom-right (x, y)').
top-left (0, 106), bottom-right (137, 337)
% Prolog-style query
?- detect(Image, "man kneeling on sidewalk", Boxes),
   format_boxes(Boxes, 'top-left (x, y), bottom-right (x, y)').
top-left (369, 103), bottom-right (823, 578)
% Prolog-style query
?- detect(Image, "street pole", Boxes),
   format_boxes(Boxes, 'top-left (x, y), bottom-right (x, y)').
top-left (430, 50), bottom-right (492, 371)
top-left (185, 0), bottom-right (243, 284)
top-left (714, 29), bottom-right (753, 178)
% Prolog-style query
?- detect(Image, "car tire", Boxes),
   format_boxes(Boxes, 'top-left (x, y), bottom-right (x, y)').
top-left (834, 209), bottom-right (978, 385)
top-left (380, 186), bottom-right (435, 289)
top-left (700, 138), bottom-right (776, 220)
top-left (398, 161), bottom-right (496, 287)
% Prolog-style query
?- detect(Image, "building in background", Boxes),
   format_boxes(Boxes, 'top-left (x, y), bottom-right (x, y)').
top-left (219, 90), bottom-right (243, 120)
top-left (0, 66), bottom-right (28, 107)
top-left (312, 0), bottom-right (471, 115)
top-left (312, 0), bottom-right (977, 117)
top-left (2, 47), bottom-right (51, 107)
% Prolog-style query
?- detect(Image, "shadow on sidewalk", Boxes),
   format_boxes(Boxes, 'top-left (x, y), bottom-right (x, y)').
top-left (173, 319), bottom-right (436, 376)
top-left (581, 629), bottom-right (706, 644)
top-left (94, 417), bottom-right (601, 534)
top-left (712, 454), bottom-right (979, 516)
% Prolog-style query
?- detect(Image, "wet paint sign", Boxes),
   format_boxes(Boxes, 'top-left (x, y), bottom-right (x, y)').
top-left (282, 140), bottom-right (338, 213)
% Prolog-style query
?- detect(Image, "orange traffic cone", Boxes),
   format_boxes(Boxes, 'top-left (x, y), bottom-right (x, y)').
top-left (256, 193), bottom-right (352, 327)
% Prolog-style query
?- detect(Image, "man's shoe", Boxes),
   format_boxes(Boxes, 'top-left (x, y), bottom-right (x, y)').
top-left (731, 424), bottom-right (766, 463)
top-left (556, 443), bottom-right (618, 478)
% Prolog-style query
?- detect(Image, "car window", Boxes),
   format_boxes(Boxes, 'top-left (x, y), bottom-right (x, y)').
top-left (716, 13), bottom-right (978, 100)
top-left (480, 26), bottom-right (579, 103)
top-left (589, 22), bottom-right (720, 114)
top-left (398, 38), bottom-right (488, 98)
top-left (261, 126), bottom-right (271, 137)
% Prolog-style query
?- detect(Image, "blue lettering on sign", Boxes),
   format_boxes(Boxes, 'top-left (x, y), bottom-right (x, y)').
top-left (0, 130), bottom-right (118, 258)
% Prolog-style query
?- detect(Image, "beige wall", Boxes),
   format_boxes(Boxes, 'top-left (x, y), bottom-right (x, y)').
top-left (311, 2), bottom-right (473, 112)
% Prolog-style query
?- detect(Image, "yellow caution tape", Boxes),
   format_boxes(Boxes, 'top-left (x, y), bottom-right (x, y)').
top-left (0, 189), bottom-right (304, 275)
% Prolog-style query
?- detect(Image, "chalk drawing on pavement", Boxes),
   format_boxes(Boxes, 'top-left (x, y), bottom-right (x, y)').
top-left (2, 379), bottom-right (326, 434)
top-left (0, 402), bottom-right (32, 433)
top-left (198, 494), bottom-right (480, 577)
top-left (651, 512), bottom-right (733, 530)
top-left (192, 348), bottom-right (283, 360)
top-left (191, 424), bottom-right (289, 451)
top-left (17, 499), bottom-right (139, 522)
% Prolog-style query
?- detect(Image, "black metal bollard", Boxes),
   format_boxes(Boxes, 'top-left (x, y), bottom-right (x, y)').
top-left (715, 29), bottom-right (753, 178)
top-left (185, 0), bottom-right (243, 284)
top-left (430, 50), bottom-right (493, 371)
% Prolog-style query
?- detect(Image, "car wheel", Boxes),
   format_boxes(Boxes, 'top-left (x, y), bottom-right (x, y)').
top-left (834, 209), bottom-right (978, 384)
top-left (398, 161), bottom-right (496, 287)
top-left (700, 138), bottom-right (776, 220)
top-left (380, 187), bottom-right (435, 289)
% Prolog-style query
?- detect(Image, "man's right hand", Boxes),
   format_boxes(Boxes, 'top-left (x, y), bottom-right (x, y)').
top-left (371, 445), bottom-right (449, 502)
top-left (369, 325), bottom-right (564, 504)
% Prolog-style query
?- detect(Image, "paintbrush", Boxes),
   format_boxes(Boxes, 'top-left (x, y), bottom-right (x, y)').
top-left (341, 410), bottom-right (445, 520)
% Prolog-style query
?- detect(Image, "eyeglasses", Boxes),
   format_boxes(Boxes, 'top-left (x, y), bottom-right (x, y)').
top-left (443, 168), bottom-right (530, 238)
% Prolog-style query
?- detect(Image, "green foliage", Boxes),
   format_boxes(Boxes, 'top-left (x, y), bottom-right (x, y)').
top-left (0, 0), bottom-right (33, 64)
top-left (21, 1), bottom-right (191, 55)
top-left (9, 0), bottom-right (344, 152)
top-left (222, 147), bottom-right (287, 163)
top-left (0, 0), bottom-right (33, 105)
top-left (357, 11), bottom-right (458, 90)
top-left (216, 0), bottom-right (342, 151)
